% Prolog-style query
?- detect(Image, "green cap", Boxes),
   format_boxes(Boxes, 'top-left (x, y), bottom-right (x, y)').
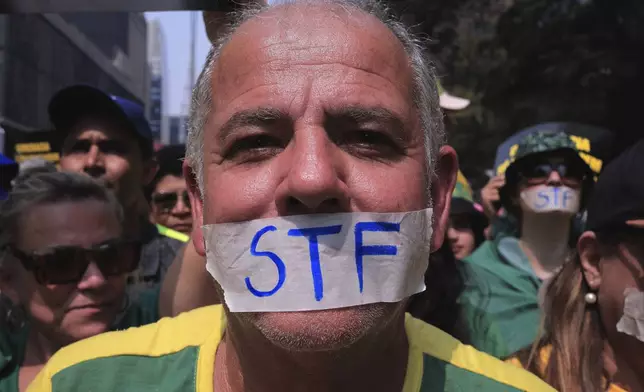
top-left (513, 130), bottom-right (579, 161)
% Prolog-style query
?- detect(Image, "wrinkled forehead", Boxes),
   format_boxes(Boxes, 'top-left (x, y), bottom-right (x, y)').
top-left (211, 4), bottom-right (414, 111)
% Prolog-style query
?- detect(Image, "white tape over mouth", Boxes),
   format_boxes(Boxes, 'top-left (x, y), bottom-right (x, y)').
top-left (520, 185), bottom-right (580, 214)
top-left (616, 288), bottom-right (644, 342)
top-left (203, 209), bottom-right (433, 313)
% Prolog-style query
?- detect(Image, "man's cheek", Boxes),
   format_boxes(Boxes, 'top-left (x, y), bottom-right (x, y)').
top-left (60, 157), bottom-right (81, 171)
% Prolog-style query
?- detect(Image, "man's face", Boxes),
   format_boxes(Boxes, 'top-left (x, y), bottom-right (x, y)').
top-left (59, 116), bottom-right (146, 207)
top-left (188, 5), bottom-right (456, 350)
top-left (150, 174), bottom-right (193, 234)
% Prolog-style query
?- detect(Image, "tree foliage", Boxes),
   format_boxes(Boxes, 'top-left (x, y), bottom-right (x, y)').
top-left (391, 0), bottom-right (644, 189)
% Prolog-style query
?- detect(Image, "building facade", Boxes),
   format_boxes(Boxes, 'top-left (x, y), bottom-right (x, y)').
top-left (167, 115), bottom-right (187, 145)
top-left (0, 12), bottom-right (148, 132)
top-left (147, 19), bottom-right (168, 144)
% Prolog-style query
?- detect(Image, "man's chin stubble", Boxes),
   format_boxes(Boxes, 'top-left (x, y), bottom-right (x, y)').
top-left (247, 302), bottom-right (402, 352)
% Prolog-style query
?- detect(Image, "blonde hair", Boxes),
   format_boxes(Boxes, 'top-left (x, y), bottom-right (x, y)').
top-left (518, 250), bottom-right (608, 392)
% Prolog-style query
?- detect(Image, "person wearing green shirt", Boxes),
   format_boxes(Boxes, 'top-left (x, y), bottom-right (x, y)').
top-left (0, 169), bottom-right (160, 392)
top-left (458, 128), bottom-right (595, 358)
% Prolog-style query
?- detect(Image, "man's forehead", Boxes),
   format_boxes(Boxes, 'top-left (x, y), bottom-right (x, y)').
top-left (66, 116), bottom-right (131, 141)
top-left (212, 4), bottom-right (412, 103)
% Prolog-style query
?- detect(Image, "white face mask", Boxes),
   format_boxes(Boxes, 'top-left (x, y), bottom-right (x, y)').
top-left (616, 288), bottom-right (644, 343)
top-left (520, 185), bottom-right (580, 214)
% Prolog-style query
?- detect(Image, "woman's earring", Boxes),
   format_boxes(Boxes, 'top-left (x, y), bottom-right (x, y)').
top-left (584, 292), bottom-right (597, 305)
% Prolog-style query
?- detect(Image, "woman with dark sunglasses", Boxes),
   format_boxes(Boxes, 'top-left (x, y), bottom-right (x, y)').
top-left (0, 169), bottom-right (159, 392)
top-left (458, 128), bottom-right (596, 359)
top-left (509, 139), bottom-right (644, 392)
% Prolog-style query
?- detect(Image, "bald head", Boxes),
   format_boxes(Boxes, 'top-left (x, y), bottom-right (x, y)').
top-left (187, 0), bottom-right (444, 189)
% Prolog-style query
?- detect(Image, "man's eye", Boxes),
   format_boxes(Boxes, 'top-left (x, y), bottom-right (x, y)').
top-left (339, 130), bottom-right (402, 156)
top-left (98, 141), bottom-right (129, 155)
top-left (67, 140), bottom-right (91, 154)
top-left (225, 134), bottom-right (283, 161)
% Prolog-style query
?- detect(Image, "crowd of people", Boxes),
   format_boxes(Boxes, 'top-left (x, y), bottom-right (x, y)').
top-left (0, 1), bottom-right (642, 391)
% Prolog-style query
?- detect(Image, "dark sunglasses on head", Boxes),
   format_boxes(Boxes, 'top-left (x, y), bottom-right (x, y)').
top-left (64, 139), bottom-right (130, 156)
top-left (9, 239), bottom-right (140, 285)
top-left (152, 191), bottom-right (191, 212)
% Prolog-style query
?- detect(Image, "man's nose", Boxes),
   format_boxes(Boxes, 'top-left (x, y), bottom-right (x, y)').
top-left (546, 169), bottom-right (563, 185)
top-left (83, 145), bottom-right (106, 178)
top-left (172, 196), bottom-right (191, 215)
top-left (77, 262), bottom-right (108, 291)
top-left (278, 131), bottom-right (349, 215)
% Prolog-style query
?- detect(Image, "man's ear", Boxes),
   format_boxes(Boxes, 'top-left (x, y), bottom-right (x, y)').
top-left (184, 161), bottom-right (205, 257)
top-left (430, 146), bottom-right (458, 252)
top-left (578, 231), bottom-right (602, 290)
top-left (142, 158), bottom-right (159, 187)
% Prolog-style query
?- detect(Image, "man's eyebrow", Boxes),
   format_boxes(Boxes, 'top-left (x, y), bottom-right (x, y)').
top-left (218, 107), bottom-right (288, 142)
top-left (324, 106), bottom-right (407, 132)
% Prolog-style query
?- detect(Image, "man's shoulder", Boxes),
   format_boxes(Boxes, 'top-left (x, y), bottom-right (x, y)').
top-left (460, 243), bottom-right (509, 297)
top-left (137, 223), bottom-right (184, 283)
top-left (461, 239), bottom-right (534, 291)
top-left (457, 240), bottom-right (541, 358)
top-left (147, 227), bottom-right (184, 251)
top-left (28, 306), bottom-right (224, 392)
top-left (405, 315), bottom-right (554, 392)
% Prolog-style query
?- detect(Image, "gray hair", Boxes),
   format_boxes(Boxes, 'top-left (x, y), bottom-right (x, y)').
top-left (0, 168), bottom-right (124, 267)
top-left (186, 0), bottom-right (445, 192)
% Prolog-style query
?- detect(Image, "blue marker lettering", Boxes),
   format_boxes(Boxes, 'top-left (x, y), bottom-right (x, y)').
top-left (552, 187), bottom-right (560, 207)
top-left (563, 188), bottom-right (573, 208)
top-left (245, 225), bottom-right (286, 297)
top-left (354, 222), bottom-right (400, 293)
top-left (288, 225), bottom-right (342, 301)
top-left (536, 191), bottom-right (549, 209)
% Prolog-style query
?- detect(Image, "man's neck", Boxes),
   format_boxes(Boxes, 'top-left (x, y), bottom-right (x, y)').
top-left (215, 312), bottom-right (410, 392)
top-left (121, 196), bottom-right (149, 238)
top-left (24, 328), bottom-right (64, 366)
top-left (519, 213), bottom-right (572, 280)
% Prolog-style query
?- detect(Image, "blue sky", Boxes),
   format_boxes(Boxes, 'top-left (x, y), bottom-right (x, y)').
top-left (145, 11), bottom-right (211, 116)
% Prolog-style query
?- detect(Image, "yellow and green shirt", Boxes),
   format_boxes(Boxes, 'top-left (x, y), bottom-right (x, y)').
top-left (27, 306), bottom-right (555, 392)
top-left (507, 346), bottom-right (627, 392)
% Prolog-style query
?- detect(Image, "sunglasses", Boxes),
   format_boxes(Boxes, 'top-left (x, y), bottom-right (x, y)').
top-left (9, 239), bottom-right (140, 285)
top-left (152, 191), bottom-right (191, 212)
top-left (519, 161), bottom-right (587, 185)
